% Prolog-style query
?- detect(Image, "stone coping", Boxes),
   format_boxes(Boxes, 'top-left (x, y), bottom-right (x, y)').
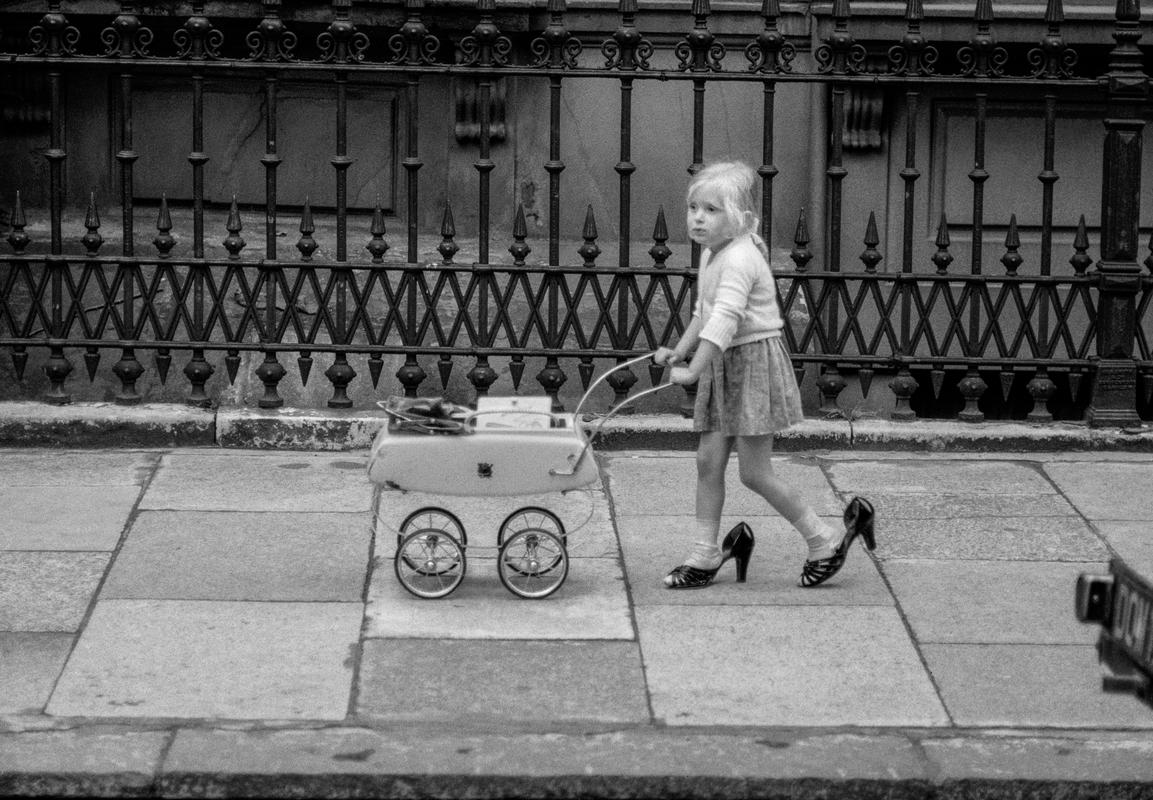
top-left (1, 400), bottom-right (1153, 451)
top-left (4, 726), bottom-right (1153, 799)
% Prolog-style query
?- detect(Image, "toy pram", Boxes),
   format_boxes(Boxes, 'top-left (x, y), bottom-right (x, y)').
top-left (367, 352), bottom-right (671, 600)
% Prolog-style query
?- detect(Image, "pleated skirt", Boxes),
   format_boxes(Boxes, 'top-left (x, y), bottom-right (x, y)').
top-left (693, 336), bottom-right (804, 436)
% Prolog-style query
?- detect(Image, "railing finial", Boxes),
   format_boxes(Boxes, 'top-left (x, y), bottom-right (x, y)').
top-left (789, 208), bottom-right (812, 271)
top-left (815, 0), bottom-right (866, 74)
top-left (579, 205), bottom-right (601, 267)
top-left (7, 191), bottom-right (29, 254)
top-left (438, 203), bottom-right (459, 264)
top-left (248, 0), bottom-right (298, 61)
top-left (677, 0), bottom-right (725, 71)
top-left (958, 0), bottom-right (1007, 76)
top-left (889, 0), bottom-right (938, 74)
top-left (531, 0), bottom-right (581, 68)
top-left (1029, 0), bottom-right (1076, 77)
top-left (932, 212), bottom-right (953, 274)
top-left (747, 0), bottom-right (795, 72)
top-left (82, 192), bottom-right (103, 256)
top-left (860, 211), bottom-right (882, 273)
top-left (603, 0), bottom-right (653, 70)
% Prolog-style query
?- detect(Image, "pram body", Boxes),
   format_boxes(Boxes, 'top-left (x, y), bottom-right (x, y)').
top-left (366, 353), bottom-right (669, 600)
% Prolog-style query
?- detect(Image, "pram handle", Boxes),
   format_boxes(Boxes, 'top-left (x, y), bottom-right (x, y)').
top-left (571, 351), bottom-right (669, 420)
top-left (551, 352), bottom-right (678, 476)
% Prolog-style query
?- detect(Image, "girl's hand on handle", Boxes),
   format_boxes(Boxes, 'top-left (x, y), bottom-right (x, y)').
top-left (654, 346), bottom-right (680, 367)
top-left (669, 365), bottom-right (696, 385)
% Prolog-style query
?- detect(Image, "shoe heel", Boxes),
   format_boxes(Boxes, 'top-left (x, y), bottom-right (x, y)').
top-left (731, 535), bottom-right (754, 583)
top-left (854, 498), bottom-right (876, 550)
top-left (734, 553), bottom-right (750, 583)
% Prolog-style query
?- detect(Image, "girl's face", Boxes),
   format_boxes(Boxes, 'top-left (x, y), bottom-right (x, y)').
top-left (686, 189), bottom-right (734, 249)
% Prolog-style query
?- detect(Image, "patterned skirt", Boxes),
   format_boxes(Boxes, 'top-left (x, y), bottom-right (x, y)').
top-left (693, 336), bottom-right (804, 436)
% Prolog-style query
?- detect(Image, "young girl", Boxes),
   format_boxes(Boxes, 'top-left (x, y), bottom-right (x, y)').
top-left (654, 160), bottom-right (875, 589)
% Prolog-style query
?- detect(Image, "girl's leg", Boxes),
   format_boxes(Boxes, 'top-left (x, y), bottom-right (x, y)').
top-left (735, 435), bottom-right (841, 559)
top-left (668, 431), bottom-right (733, 573)
top-left (695, 431), bottom-right (733, 533)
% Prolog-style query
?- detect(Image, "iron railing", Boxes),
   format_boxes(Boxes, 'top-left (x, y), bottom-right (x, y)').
top-left (0, 0), bottom-right (1150, 424)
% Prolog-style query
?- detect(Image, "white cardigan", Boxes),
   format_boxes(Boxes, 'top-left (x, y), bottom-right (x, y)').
top-left (695, 233), bottom-right (785, 351)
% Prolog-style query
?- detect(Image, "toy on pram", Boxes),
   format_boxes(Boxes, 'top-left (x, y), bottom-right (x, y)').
top-left (367, 352), bottom-right (672, 600)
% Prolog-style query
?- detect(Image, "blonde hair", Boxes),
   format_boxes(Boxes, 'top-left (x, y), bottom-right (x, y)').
top-left (686, 161), bottom-right (761, 239)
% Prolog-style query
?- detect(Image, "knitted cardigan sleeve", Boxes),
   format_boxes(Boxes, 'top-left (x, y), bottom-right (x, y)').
top-left (698, 254), bottom-right (753, 350)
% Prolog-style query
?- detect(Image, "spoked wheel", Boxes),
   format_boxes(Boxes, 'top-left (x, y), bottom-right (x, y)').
top-left (498, 506), bottom-right (567, 577)
top-left (497, 506), bottom-right (566, 547)
top-left (397, 507), bottom-right (466, 576)
top-left (497, 528), bottom-right (569, 599)
top-left (394, 529), bottom-right (466, 599)
top-left (399, 507), bottom-right (467, 547)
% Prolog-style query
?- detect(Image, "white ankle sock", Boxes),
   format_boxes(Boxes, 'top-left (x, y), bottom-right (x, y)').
top-left (791, 509), bottom-right (841, 560)
top-left (695, 518), bottom-right (720, 548)
top-left (679, 519), bottom-right (722, 569)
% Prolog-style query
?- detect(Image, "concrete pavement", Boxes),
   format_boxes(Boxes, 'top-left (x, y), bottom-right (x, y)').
top-left (4, 437), bottom-right (1153, 797)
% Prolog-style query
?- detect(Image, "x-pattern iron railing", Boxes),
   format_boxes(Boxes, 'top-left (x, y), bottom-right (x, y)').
top-left (0, 0), bottom-right (1149, 426)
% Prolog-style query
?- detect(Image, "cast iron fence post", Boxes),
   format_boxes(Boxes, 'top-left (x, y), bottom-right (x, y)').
top-left (1088, 0), bottom-right (1148, 426)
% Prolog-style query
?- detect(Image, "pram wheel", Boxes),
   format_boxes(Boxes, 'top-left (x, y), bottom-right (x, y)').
top-left (398, 507), bottom-right (467, 549)
top-left (397, 507), bottom-right (466, 577)
top-left (497, 506), bottom-right (566, 547)
top-left (497, 529), bottom-right (569, 599)
top-left (395, 529), bottom-right (466, 599)
top-left (498, 506), bottom-right (566, 578)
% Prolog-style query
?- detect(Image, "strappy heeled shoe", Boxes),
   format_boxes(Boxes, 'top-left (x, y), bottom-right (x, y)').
top-left (798, 497), bottom-right (875, 588)
top-left (665, 522), bottom-right (756, 589)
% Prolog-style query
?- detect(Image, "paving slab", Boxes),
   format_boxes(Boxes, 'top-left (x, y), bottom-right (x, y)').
top-left (874, 516), bottom-right (1108, 561)
top-left (921, 643), bottom-right (1153, 729)
top-left (0, 552), bottom-right (108, 632)
top-left (141, 451), bottom-right (372, 512)
top-left (101, 510), bottom-right (370, 601)
top-left (0, 485), bottom-right (140, 551)
top-left (357, 639), bottom-right (650, 726)
top-left (858, 490), bottom-right (1079, 519)
top-left (374, 485), bottom-right (617, 558)
top-left (0, 449), bottom-right (158, 486)
top-left (618, 514), bottom-right (891, 606)
top-left (636, 605), bottom-right (949, 727)
top-left (365, 557), bottom-right (632, 640)
top-left (0, 633), bottom-right (74, 714)
top-left (922, 734), bottom-right (1153, 783)
top-left (882, 559), bottom-right (1107, 645)
top-left (1045, 461), bottom-right (1153, 520)
top-left (0, 728), bottom-right (167, 797)
top-left (1093, 520), bottom-right (1153, 575)
top-left (826, 459), bottom-right (1056, 496)
top-left (603, 454), bottom-right (843, 517)
top-left (46, 599), bottom-right (362, 720)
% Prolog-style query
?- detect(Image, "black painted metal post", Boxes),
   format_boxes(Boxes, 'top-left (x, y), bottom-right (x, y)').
top-left (327, 68), bottom-right (356, 407)
top-left (112, 66), bottom-right (144, 405)
top-left (390, 0), bottom-right (435, 397)
top-left (532, 0), bottom-right (575, 409)
top-left (461, 0), bottom-right (506, 400)
top-left (184, 58), bottom-right (213, 405)
top-left (889, 88), bottom-right (920, 421)
top-left (1088, 0), bottom-right (1148, 427)
top-left (44, 66), bottom-right (71, 404)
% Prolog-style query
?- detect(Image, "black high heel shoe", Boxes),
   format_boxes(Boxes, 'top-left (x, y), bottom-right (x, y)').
top-left (665, 522), bottom-right (756, 589)
top-left (798, 497), bottom-right (875, 588)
